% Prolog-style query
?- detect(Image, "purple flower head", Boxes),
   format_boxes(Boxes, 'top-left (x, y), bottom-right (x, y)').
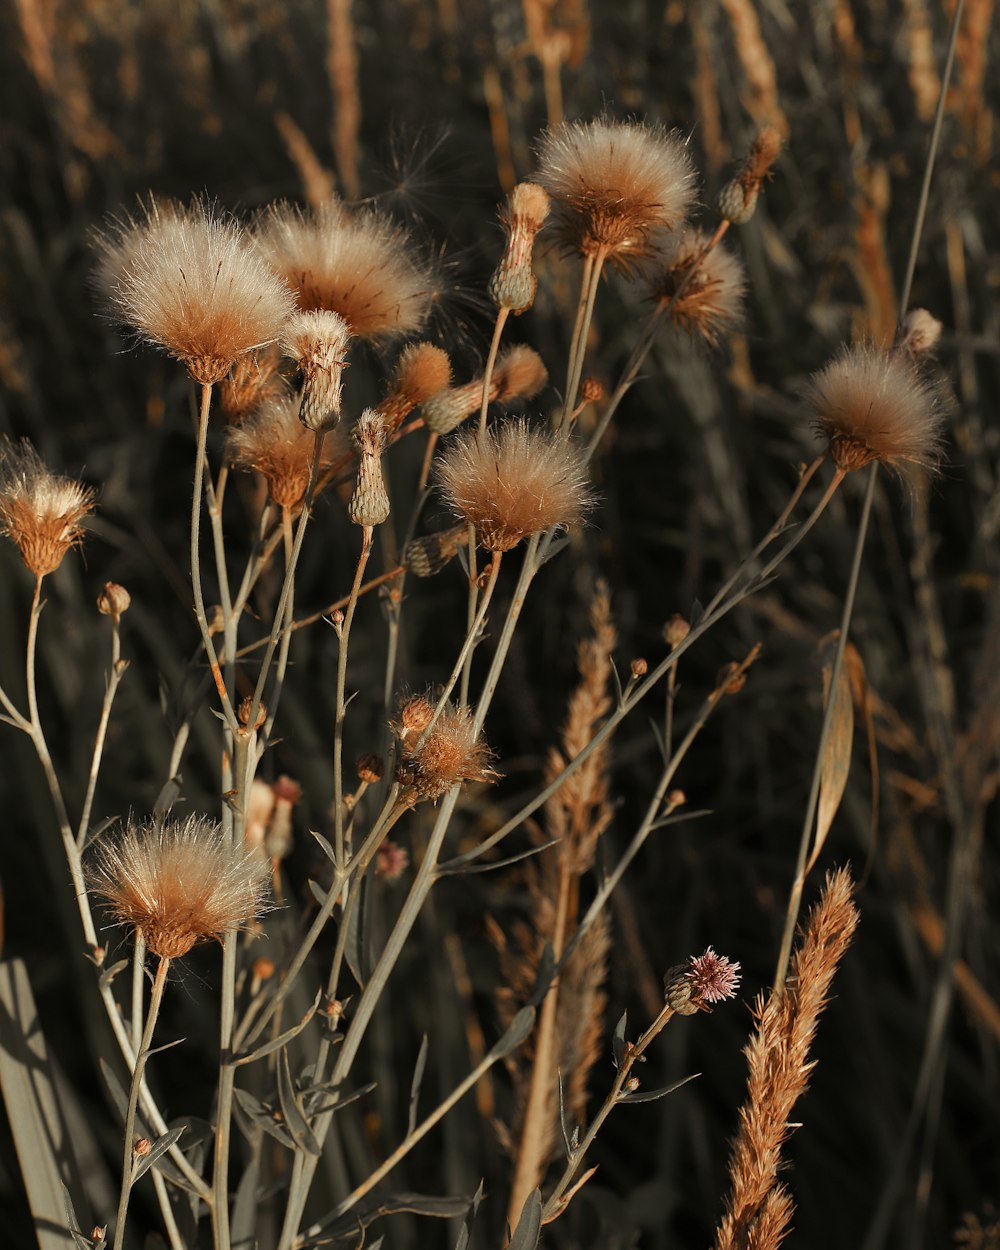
top-left (687, 947), bottom-right (741, 1005)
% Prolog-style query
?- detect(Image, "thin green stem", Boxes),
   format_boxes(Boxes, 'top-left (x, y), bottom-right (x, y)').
top-left (773, 462), bottom-right (878, 995)
top-left (113, 955), bottom-right (170, 1250)
top-left (77, 615), bottom-right (126, 850)
top-left (334, 526), bottom-right (374, 865)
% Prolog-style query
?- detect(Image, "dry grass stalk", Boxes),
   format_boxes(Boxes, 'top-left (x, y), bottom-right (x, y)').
top-left (850, 162), bottom-right (897, 344)
top-left (502, 586), bottom-right (616, 1225)
top-left (690, 5), bottom-right (729, 172)
top-left (712, 868), bottom-right (860, 1250)
top-left (275, 112), bottom-right (337, 209)
top-left (902, 0), bottom-right (940, 122)
top-left (327, 0), bottom-right (361, 199)
top-left (718, 0), bottom-right (789, 139)
top-left (954, 0), bottom-right (995, 165)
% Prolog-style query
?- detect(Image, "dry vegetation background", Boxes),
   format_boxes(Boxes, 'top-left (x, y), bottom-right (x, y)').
top-left (0, 0), bottom-right (999, 1248)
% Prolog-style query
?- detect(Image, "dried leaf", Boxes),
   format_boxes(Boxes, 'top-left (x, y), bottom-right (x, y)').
top-left (808, 633), bottom-right (855, 874)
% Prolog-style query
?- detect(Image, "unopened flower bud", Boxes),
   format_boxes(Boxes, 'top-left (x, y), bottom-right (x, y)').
top-left (404, 524), bottom-right (467, 578)
top-left (283, 310), bottom-right (352, 431)
top-left (489, 182), bottom-right (550, 314)
top-left (579, 376), bottom-right (605, 404)
top-left (718, 179), bottom-right (758, 225)
top-left (896, 308), bottom-right (943, 358)
top-left (630, 658), bottom-right (648, 679)
top-left (624, 1076), bottom-right (640, 1092)
top-left (90, 1226), bottom-right (107, 1247)
top-left (97, 582), bottom-right (131, 619)
top-left (253, 956), bottom-right (276, 982)
top-left (349, 410), bottom-right (390, 526)
top-left (667, 789), bottom-right (686, 808)
top-left (663, 614), bottom-right (690, 647)
top-left (134, 1137), bottom-right (152, 1157)
top-left (718, 125), bottom-right (783, 225)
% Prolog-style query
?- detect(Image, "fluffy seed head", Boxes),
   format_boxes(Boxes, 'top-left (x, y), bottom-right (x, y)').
top-left (394, 700), bottom-right (496, 801)
top-left (281, 309), bottom-right (353, 430)
top-left (255, 200), bottom-right (437, 339)
top-left (536, 118), bottom-right (696, 270)
top-left (100, 198), bottom-right (296, 384)
top-left (804, 345), bottom-right (945, 476)
top-left (228, 394), bottom-right (342, 509)
top-left (218, 345), bottom-right (289, 424)
top-left (87, 815), bottom-right (270, 959)
top-left (896, 308), bottom-right (943, 358)
top-left (648, 229), bottom-right (746, 346)
top-left (0, 440), bottom-right (96, 577)
top-left (490, 182), bottom-right (551, 313)
top-left (436, 419), bottom-right (592, 552)
top-left (349, 409), bottom-right (390, 526)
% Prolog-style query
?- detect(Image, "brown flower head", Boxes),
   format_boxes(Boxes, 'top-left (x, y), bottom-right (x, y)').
top-left (381, 342), bottom-right (452, 433)
top-left (348, 409), bottom-right (390, 527)
top-left (718, 124), bottom-right (784, 226)
top-left (804, 344), bottom-right (945, 476)
top-left (421, 346), bottom-right (548, 436)
top-left (218, 345), bottom-right (289, 424)
top-left (255, 200), bottom-right (438, 339)
top-left (394, 698), bottom-right (496, 802)
top-left (536, 118), bottom-right (696, 271)
top-left (281, 309), bottom-right (353, 431)
top-left (0, 440), bottom-right (96, 577)
top-left (436, 419), bottom-right (592, 552)
top-left (100, 198), bottom-right (296, 385)
top-left (87, 815), bottom-right (270, 959)
top-left (228, 393), bottom-right (343, 509)
top-left (648, 228), bottom-right (746, 346)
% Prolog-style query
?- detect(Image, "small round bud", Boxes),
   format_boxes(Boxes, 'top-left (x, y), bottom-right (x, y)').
top-left (90, 1227), bottom-right (108, 1247)
top-left (630, 658), bottom-right (648, 679)
top-left (663, 614), bottom-right (690, 647)
top-left (238, 695), bottom-right (267, 731)
top-left (394, 695), bottom-right (435, 742)
top-left (896, 308), bottom-right (943, 358)
top-left (356, 752), bottom-right (384, 784)
top-left (97, 582), bottom-right (131, 618)
top-left (253, 956), bottom-right (276, 982)
top-left (329, 608), bottom-right (344, 629)
top-left (624, 1076), bottom-right (640, 1092)
top-left (325, 997), bottom-right (345, 1027)
top-left (579, 376), bottom-right (605, 404)
top-left (477, 562), bottom-right (496, 590)
top-left (134, 1137), bottom-right (152, 1157)
top-left (667, 789), bottom-right (686, 808)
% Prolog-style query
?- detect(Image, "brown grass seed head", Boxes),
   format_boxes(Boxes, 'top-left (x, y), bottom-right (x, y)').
top-left (87, 814), bottom-right (271, 959)
top-left (102, 197), bottom-right (296, 385)
top-left (436, 418), bottom-right (593, 552)
top-left (804, 344), bottom-right (944, 477)
top-left (0, 439), bottom-right (96, 577)
top-left (255, 199), bottom-right (438, 340)
top-left (535, 117), bottom-right (697, 271)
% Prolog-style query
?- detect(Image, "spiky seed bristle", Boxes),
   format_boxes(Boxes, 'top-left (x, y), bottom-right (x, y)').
top-left (804, 345), bottom-right (945, 477)
top-left (255, 200), bottom-right (438, 340)
top-left (87, 815), bottom-right (270, 959)
top-left (101, 198), bottom-right (296, 384)
top-left (536, 118), bottom-right (696, 270)
top-left (0, 440), bottom-right (96, 577)
top-left (648, 229), bottom-right (746, 346)
top-left (394, 702), bottom-right (495, 801)
top-left (436, 419), bottom-right (593, 552)
top-left (228, 394), bottom-right (341, 509)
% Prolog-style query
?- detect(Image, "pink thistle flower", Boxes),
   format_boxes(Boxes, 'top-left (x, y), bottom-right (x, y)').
top-left (688, 947), bottom-right (741, 1005)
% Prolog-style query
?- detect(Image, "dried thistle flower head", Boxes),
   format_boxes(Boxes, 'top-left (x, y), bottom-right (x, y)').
top-left (718, 124), bottom-right (784, 225)
top-left (0, 440), bottom-right (96, 577)
top-left (394, 701), bottom-right (496, 801)
top-left (349, 409), bottom-right (390, 527)
top-left (381, 343), bottom-right (452, 432)
top-left (218, 345), bottom-right (288, 424)
top-left (228, 393), bottom-right (342, 509)
top-left (101, 198), bottom-right (296, 385)
top-left (648, 229), bottom-right (746, 346)
top-left (536, 118), bottom-right (696, 271)
top-left (490, 181), bottom-right (551, 313)
top-left (87, 815), bottom-right (270, 959)
top-left (436, 419), bottom-right (592, 552)
top-left (421, 346), bottom-right (548, 436)
top-left (664, 947), bottom-right (741, 1014)
top-left (281, 309), bottom-right (353, 431)
top-left (97, 582), bottom-right (131, 619)
top-left (255, 200), bottom-right (437, 339)
top-left (896, 307), bottom-right (943, 358)
top-left (804, 344), bottom-right (944, 476)
top-left (403, 523), bottom-right (467, 577)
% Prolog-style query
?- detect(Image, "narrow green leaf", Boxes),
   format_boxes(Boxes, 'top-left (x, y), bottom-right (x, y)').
top-left (276, 1048), bottom-right (321, 1155)
top-left (407, 1035), bottom-right (429, 1137)
top-left (618, 1072), bottom-right (700, 1104)
top-left (489, 1006), bottom-right (535, 1059)
top-left (132, 1125), bottom-right (187, 1182)
top-left (453, 1180), bottom-right (486, 1250)
top-left (232, 990), bottom-right (321, 1068)
top-left (508, 1189), bottom-right (542, 1250)
top-left (612, 1011), bottom-right (628, 1069)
